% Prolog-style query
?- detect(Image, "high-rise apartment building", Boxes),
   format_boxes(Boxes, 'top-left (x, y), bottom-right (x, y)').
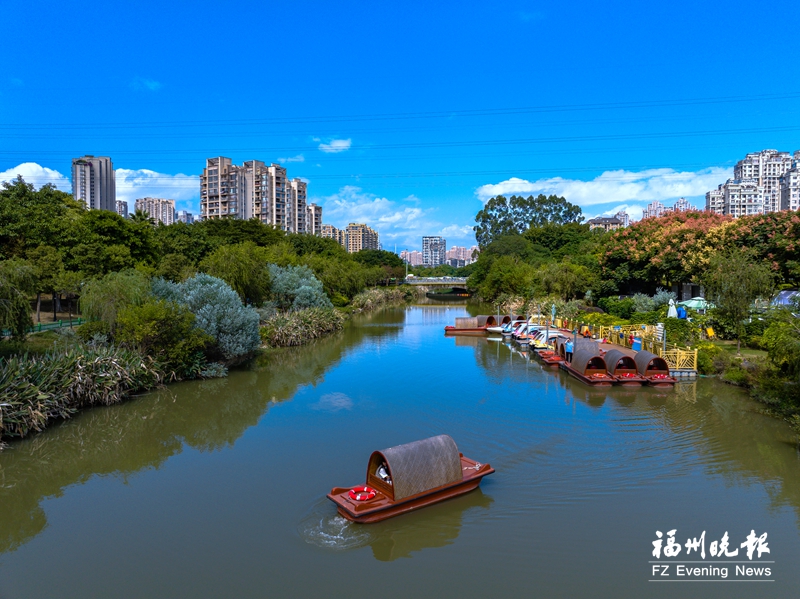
top-left (733, 150), bottom-right (795, 213)
top-left (72, 155), bottom-right (115, 211)
top-left (135, 197), bottom-right (176, 225)
top-left (445, 245), bottom-right (480, 264)
top-left (200, 157), bottom-right (314, 233)
top-left (780, 159), bottom-right (800, 211)
top-left (615, 210), bottom-right (630, 227)
top-left (422, 236), bottom-right (447, 267)
top-left (176, 210), bottom-right (195, 224)
top-left (673, 197), bottom-right (692, 212)
top-left (705, 188), bottom-right (724, 213)
top-left (321, 224), bottom-right (347, 247)
top-left (346, 223), bottom-right (380, 253)
top-left (400, 250), bottom-right (424, 266)
top-left (306, 204), bottom-right (322, 236)
top-left (641, 200), bottom-right (666, 219)
top-left (115, 200), bottom-right (128, 218)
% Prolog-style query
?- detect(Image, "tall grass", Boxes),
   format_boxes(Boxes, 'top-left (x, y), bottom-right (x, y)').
top-left (350, 287), bottom-right (411, 311)
top-left (260, 308), bottom-right (345, 347)
top-left (0, 346), bottom-right (162, 441)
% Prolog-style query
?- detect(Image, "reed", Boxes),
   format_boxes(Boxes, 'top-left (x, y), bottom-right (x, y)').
top-left (0, 346), bottom-right (162, 441)
top-left (260, 308), bottom-right (345, 347)
top-left (350, 287), bottom-right (411, 311)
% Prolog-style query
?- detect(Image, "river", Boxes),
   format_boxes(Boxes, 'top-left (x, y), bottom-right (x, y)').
top-left (0, 304), bottom-right (798, 598)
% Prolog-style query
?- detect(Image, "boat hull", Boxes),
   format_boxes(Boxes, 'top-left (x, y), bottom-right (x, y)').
top-left (645, 376), bottom-right (676, 388)
top-left (559, 362), bottom-right (615, 386)
top-left (327, 457), bottom-right (494, 523)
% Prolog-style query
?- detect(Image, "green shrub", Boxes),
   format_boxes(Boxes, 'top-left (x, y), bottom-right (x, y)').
top-left (721, 367), bottom-right (751, 387)
top-left (75, 320), bottom-right (111, 343)
top-left (79, 269), bottom-right (151, 329)
top-left (116, 300), bottom-right (213, 379)
top-left (597, 297), bottom-right (635, 319)
top-left (695, 341), bottom-right (722, 375)
top-left (330, 293), bottom-right (349, 307)
top-left (268, 264), bottom-right (332, 310)
top-left (152, 274), bottom-right (261, 361)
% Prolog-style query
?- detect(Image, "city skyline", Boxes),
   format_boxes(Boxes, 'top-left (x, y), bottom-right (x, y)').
top-left (2, 1), bottom-right (800, 248)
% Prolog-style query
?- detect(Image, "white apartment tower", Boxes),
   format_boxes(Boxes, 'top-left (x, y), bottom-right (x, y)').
top-left (200, 157), bottom-right (313, 233)
top-left (72, 155), bottom-right (115, 212)
top-left (734, 149), bottom-right (795, 213)
top-left (307, 203), bottom-right (322, 235)
top-left (780, 154), bottom-right (800, 211)
top-left (115, 200), bottom-right (128, 218)
top-left (135, 197), bottom-right (176, 225)
top-left (422, 236), bottom-right (447, 267)
top-left (705, 187), bottom-right (725, 213)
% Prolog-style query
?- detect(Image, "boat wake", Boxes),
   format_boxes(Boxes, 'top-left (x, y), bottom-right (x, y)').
top-left (298, 502), bottom-right (372, 550)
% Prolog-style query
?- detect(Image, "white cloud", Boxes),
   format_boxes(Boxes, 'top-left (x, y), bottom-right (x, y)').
top-left (475, 166), bottom-right (732, 207)
top-left (129, 77), bottom-right (162, 91)
top-left (0, 162), bottom-right (70, 191)
top-left (317, 138), bottom-right (352, 153)
top-left (115, 169), bottom-right (199, 212)
top-left (312, 185), bottom-right (476, 248)
top-left (278, 154), bottom-right (305, 163)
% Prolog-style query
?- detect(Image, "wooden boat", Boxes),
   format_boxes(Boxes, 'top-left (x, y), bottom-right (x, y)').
top-left (604, 348), bottom-right (647, 386)
top-left (327, 434), bottom-right (494, 523)
top-left (634, 350), bottom-right (677, 387)
top-left (559, 348), bottom-right (615, 386)
top-left (444, 315), bottom-right (497, 335)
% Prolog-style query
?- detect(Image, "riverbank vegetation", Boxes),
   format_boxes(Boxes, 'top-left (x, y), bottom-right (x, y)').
top-left (468, 194), bottom-right (800, 431)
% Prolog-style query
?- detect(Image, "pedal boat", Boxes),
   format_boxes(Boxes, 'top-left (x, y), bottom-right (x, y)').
top-left (327, 434), bottom-right (494, 524)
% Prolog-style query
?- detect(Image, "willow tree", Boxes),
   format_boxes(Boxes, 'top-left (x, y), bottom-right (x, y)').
top-left (702, 250), bottom-right (774, 353)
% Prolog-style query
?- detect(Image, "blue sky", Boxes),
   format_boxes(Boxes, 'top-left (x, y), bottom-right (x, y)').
top-left (2, 0), bottom-right (800, 251)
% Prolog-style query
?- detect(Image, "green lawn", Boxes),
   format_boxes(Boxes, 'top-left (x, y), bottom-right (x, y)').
top-left (0, 331), bottom-right (71, 359)
top-left (709, 339), bottom-right (767, 358)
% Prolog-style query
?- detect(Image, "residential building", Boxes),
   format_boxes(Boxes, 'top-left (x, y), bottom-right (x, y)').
top-left (445, 245), bottom-right (480, 264)
top-left (321, 224), bottom-right (347, 248)
top-left (346, 223), bottom-right (380, 253)
top-left (72, 155), bottom-right (115, 212)
top-left (586, 216), bottom-right (623, 232)
top-left (176, 210), bottom-right (195, 224)
top-left (422, 236), bottom-right (447, 267)
top-left (673, 197), bottom-right (692, 212)
top-left (400, 250), bottom-right (424, 266)
top-left (447, 259), bottom-right (466, 268)
top-left (733, 149), bottom-right (795, 213)
top-left (135, 197), bottom-right (176, 225)
top-left (641, 200), bottom-right (666, 219)
top-left (615, 210), bottom-right (630, 227)
top-left (705, 187), bottom-right (725, 214)
top-left (200, 157), bottom-right (314, 233)
top-left (723, 179), bottom-right (764, 217)
top-left (780, 162), bottom-right (800, 211)
top-left (306, 203), bottom-right (322, 235)
top-left (115, 200), bottom-right (128, 218)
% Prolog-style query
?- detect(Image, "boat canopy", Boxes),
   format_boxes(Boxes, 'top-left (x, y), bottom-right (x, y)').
top-left (367, 434), bottom-right (463, 501)
top-left (603, 349), bottom-right (637, 374)
top-left (476, 315), bottom-right (498, 327)
top-left (634, 350), bottom-right (669, 375)
top-left (557, 337), bottom-right (597, 358)
top-left (571, 349), bottom-right (607, 374)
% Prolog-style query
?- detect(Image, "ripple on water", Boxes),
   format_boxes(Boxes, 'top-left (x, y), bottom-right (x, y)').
top-left (298, 500), bottom-right (373, 551)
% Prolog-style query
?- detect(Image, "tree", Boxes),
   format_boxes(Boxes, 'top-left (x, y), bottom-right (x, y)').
top-left (79, 269), bottom-right (151, 330)
top-left (268, 264), bottom-right (332, 310)
top-left (702, 250), bottom-right (775, 353)
top-left (200, 242), bottom-right (272, 305)
top-left (26, 245), bottom-right (64, 322)
top-left (0, 259), bottom-right (36, 340)
top-left (130, 209), bottom-right (154, 225)
top-left (474, 194), bottom-right (583, 247)
top-left (762, 304), bottom-right (800, 381)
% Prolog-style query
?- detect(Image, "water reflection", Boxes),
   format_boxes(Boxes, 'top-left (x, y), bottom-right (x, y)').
top-left (299, 489), bottom-right (493, 562)
top-left (0, 309), bottom-right (404, 553)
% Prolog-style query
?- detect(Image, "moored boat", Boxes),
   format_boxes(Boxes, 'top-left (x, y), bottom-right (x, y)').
top-left (604, 349), bottom-right (648, 386)
top-left (559, 349), bottom-right (615, 386)
top-left (327, 434), bottom-right (494, 523)
top-left (444, 315), bottom-right (498, 335)
top-left (633, 350), bottom-right (677, 387)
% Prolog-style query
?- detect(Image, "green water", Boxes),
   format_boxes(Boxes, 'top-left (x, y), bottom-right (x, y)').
top-left (0, 304), bottom-right (798, 598)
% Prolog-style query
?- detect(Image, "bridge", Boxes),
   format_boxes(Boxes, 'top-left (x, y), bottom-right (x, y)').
top-left (404, 277), bottom-right (468, 286)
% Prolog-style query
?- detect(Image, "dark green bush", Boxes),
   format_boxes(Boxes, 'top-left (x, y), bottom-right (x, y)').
top-left (75, 320), bottom-right (111, 343)
top-left (695, 341), bottom-right (722, 374)
top-left (597, 297), bottom-right (635, 319)
top-left (116, 300), bottom-right (213, 379)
